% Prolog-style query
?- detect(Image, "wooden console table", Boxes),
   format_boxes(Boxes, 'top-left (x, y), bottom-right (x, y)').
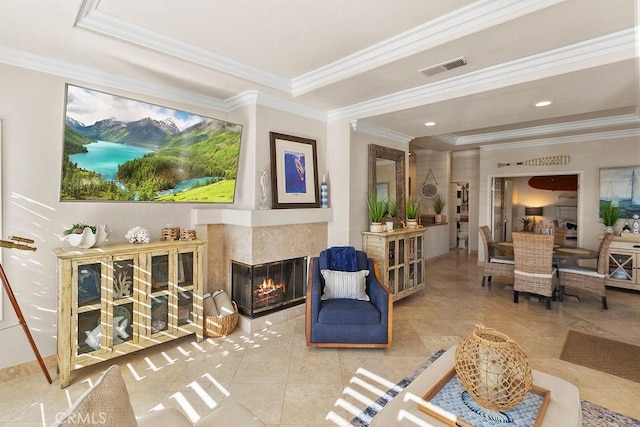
top-left (362, 228), bottom-right (425, 302)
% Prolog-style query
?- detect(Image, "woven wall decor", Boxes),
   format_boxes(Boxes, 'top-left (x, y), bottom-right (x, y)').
top-left (455, 324), bottom-right (533, 411)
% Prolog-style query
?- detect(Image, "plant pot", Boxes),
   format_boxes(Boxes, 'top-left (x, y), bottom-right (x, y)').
top-left (370, 222), bottom-right (384, 233)
top-left (604, 225), bottom-right (615, 234)
top-left (435, 214), bottom-right (443, 223)
top-left (407, 219), bottom-right (417, 228)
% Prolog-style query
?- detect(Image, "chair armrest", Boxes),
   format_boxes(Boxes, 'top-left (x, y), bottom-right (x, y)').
top-left (307, 257), bottom-right (323, 322)
top-left (366, 258), bottom-right (391, 313)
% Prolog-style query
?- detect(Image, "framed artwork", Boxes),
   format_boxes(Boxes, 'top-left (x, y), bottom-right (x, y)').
top-left (599, 166), bottom-right (640, 216)
top-left (61, 84), bottom-right (243, 203)
top-left (269, 132), bottom-right (320, 209)
top-left (151, 256), bottom-right (169, 290)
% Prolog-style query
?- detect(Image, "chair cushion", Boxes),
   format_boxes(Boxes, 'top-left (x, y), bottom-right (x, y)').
top-left (490, 256), bottom-right (515, 265)
top-left (53, 365), bottom-right (137, 427)
top-left (514, 267), bottom-right (557, 279)
top-left (325, 246), bottom-right (357, 271)
top-left (320, 269), bottom-right (370, 301)
top-left (559, 264), bottom-right (605, 278)
top-left (318, 299), bottom-right (381, 325)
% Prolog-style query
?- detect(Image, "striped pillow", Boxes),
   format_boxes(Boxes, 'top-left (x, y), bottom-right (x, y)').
top-left (320, 269), bottom-right (370, 301)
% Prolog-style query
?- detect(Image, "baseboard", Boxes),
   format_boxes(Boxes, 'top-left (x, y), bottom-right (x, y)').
top-left (0, 354), bottom-right (56, 384)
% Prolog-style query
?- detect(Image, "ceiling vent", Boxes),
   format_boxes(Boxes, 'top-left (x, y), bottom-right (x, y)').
top-left (419, 56), bottom-right (467, 77)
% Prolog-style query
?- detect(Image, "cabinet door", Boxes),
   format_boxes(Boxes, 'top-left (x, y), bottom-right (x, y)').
top-left (148, 250), bottom-right (174, 336)
top-left (72, 258), bottom-right (108, 357)
top-left (109, 255), bottom-right (138, 349)
top-left (176, 247), bottom-right (199, 330)
top-left (607, 251), bottom-right (635, 283)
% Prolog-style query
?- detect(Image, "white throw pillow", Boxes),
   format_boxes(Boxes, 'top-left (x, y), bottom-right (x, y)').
top-left (321, 269), bottom-right (370, 301)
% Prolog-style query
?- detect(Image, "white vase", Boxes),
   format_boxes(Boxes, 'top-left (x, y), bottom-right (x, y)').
top-left (407, 219), bottom-right (417, 228)
top-left (435, 214), bottom-right (443, 223)
top-left (604, 225), bottom-right (615, 234)
top-left (370, 222), bottom-right (383, 232)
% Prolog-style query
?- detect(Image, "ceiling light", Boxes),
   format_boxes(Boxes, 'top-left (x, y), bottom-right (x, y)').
top-left (424, 121), bottom-right (437, 127)
top-left (534, 100), bottom-right (552, 107)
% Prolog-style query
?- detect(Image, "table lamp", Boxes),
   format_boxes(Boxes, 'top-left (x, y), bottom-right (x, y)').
top-left (525, 206), bottom-right (543, 225)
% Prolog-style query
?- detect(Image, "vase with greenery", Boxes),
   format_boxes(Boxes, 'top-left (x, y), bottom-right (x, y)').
top-left (520, 217), bottom-right (534, 232)
top-left (384, 198), bottom-right (398, 231)
top-left (406, 196), bottom-right (420, 227)
top-left (433, 194), bottom-right (446, 223)
top-left (367, 192), bottom-right (387, 232)
top-left (600, 200), bottom-right (623, 233)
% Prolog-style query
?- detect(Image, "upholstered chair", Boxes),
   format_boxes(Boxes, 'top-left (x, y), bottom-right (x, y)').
top-left (479, 225), bottom-right (514, 287)
top-left (558, 233), bottom-right (614, 309)
top-left (306, 247), bottom-right (392, 348)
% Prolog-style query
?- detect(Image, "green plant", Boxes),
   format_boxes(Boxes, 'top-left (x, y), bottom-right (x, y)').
top-left (367, 192), bottom-right (387, 223)
top-left (386, 198), bottom-right (398, 217)
top-left (519, 217), bottom-right (533, 231)
top-left (64, 222), bottom-right (97, 235)
top-left (406, 196), bottom-right (420, 219)
top-left (433, 194), bottom-right (446, 215)
top-left (600, 200), bottom-right (623, 226)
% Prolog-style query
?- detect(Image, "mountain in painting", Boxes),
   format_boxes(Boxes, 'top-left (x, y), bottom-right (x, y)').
top-left (67, 117), bottom-right (180, 148)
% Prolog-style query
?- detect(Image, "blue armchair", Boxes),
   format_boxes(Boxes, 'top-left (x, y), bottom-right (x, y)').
top-left (305, 247), bottom-right (392, 348)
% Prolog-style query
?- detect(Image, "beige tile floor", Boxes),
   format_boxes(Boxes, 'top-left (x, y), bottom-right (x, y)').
top-left (1, 249), bottom-right (640, 426)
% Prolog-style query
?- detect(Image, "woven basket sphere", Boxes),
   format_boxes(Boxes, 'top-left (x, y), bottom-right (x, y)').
top-left (455, 325), bottom-right (533, 411)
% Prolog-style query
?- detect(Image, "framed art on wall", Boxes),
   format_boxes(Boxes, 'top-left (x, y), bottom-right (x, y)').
top-left (61, 84), bottom-right (243, 203)
top-left (599, 166), bottom-right (640, 217)
top-left (269, 132), bottom-right (320, 209)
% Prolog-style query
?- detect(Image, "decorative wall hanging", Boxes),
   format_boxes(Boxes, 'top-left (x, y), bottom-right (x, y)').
top-left (420, 169), bottom-right (439, 199)
top-left (497, 155), bottom-right (570, 168)
top-left (269, 132), bottom-right (320, 209)
top-left (599, 166), bottom-right (640, 217)
top-left (61, 84), bottom-right (243, 203)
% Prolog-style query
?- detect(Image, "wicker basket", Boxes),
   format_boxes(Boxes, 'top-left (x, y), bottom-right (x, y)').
top-left (204, 301), bottom-right (238, 338)
top-left (180, 229), bottom-right (197, 241)
top-left (455, 324), bottom-right (532, 411)
top-left (160, 227), bottom-right (181, 241)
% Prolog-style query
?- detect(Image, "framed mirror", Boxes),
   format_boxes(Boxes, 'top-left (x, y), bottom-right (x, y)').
top-left (368, 144), bottom-right (406, 221)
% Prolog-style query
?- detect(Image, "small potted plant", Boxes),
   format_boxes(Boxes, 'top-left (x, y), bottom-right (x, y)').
top-left (60, 222), bottom-right (108, 248)
top-left (433, 194), bottom-right (446, 223)
top-left (600, 200), bottom-right (623, 234)
top-left (385, 198), bottom-right (397, 231)
top-left (367, 192), bottom-right (387, 232)
top-left (520, 217), bottom-right (534, 232)
top-left (406, 196), bottom-right (420, 228)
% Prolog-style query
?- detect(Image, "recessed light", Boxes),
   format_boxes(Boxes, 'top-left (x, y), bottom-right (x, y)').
top-left (424, 121), bottom-right (437, 127)
top-left (534, 100), bottom-right (552, 107)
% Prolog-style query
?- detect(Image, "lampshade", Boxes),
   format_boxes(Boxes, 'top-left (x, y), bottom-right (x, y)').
top-left (524, 207), bottom-right (543, 216)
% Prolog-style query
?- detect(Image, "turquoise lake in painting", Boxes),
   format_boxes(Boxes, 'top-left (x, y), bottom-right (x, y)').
top-left (69, 141), bottom-right (153, 181)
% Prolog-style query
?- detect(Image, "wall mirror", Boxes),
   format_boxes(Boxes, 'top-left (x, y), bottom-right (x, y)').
top-left (368, 144), bottom-right (406, 221)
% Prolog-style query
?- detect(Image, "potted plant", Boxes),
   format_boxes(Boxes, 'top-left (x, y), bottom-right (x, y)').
top-left (367, 192), bottom-right (387, 232)
top-left (520, 217), bottom-right (533, 232)
top-left (433, 194), bottom-right (446, 223)
top-left (600, 200), bottom-right (623, 234)
top-left (60, 222), bottom-right (108, 248)
top-left (385, 198), bottom-right (397, 231)
top-left (406, 196), bottom-right (420, 228)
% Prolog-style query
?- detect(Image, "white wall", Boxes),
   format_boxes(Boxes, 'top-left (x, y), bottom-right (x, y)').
top-left (478, 138), bottom-right (640, 261)
top-left (0, 63), bottom-right (327, 369)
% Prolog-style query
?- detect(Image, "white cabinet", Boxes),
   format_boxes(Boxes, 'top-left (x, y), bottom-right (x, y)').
top-left (55, 240), bottom-right (205, 387)
top-left (605, 238), bottom-right (640, 291)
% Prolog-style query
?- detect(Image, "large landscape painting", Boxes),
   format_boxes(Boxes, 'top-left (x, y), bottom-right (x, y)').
top-left (61, 84), bottom-right (242, 203)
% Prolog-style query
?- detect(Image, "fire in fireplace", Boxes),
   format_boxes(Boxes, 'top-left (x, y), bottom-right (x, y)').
top-left (231, 257), bottom-right (306, 318)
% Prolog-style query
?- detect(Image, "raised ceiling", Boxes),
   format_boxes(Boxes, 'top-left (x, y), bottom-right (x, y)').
top-left (0, 0), bottom-right (637, 151)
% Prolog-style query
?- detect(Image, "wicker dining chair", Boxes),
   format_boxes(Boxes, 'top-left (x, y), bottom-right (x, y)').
top-left (553, 227), bottom-right (568, 245)
top-left (513, 232), bottom-right (558, 309)
top-left (558, 233), bottom-right (614, 309)
top-left (479, 225), bottom-right (514, 287)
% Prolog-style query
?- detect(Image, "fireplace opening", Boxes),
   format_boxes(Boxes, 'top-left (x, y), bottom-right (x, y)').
top-left (231, 257), bottom-right (307, 318)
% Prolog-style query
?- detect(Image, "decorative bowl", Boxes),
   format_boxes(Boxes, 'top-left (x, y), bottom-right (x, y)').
top-left (60, 225), bottom-right (108, 248)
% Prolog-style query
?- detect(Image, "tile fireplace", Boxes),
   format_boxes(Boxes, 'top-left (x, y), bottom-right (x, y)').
top-left (231, 257), bottom-right (307, 318)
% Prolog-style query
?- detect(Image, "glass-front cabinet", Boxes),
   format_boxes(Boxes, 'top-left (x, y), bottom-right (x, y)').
top-left (363, 228), bottom-right (426, 302)
top-left (605, 239), bottom-right (640, 291)
top-left (56, 240), bottom-right (205, 388)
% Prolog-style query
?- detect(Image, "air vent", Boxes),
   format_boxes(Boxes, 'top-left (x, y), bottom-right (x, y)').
top-left (419, 56), bottom-right (467, 77)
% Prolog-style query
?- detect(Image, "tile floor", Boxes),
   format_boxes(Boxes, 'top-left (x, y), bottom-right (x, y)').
top-left (1, 249), bottom-right (640, 426)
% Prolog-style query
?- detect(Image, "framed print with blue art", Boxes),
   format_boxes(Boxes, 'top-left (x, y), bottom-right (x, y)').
top-left (269, 132), bottom-right (319, 209)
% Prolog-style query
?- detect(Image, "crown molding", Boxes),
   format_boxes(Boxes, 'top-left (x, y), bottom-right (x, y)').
top-left (328, 28), bottom-right (636, 121)
top-left (452, 149), bottom-right (480, 158)
top-left (75, 0), bottom-right (291, 93)
top-left (350, 120), bottom-right (414, 143)
top-left (438, 113), bottom-right (640, 145)
top-left (293, 0), bottom-right (565, 96)
top-left (480, 128), bottom-right (640, 151)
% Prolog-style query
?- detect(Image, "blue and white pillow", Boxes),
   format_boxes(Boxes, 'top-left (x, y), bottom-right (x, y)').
top-left (320, 269), bottom-right (370, 301)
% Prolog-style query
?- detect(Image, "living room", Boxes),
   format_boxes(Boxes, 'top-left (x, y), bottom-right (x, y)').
top-left (1, 1), bottom-right (640, 425)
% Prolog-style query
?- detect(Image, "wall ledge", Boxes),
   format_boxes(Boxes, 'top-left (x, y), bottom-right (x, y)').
top-left (192, 207), bottom-right (333, 227)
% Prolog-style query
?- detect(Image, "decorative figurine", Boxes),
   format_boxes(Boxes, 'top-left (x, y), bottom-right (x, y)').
top-left (632, 214), bottom-right (640, 234)
top-left (258, 168), bottom-right (270, 210)
top-left (622, 218), bottom-right (631, 233)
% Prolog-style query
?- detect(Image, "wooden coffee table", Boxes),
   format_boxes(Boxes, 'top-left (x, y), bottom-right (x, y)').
top-left (370, 346), bottom-right (582, 426)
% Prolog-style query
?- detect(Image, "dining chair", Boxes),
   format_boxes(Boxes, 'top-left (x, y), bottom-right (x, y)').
top-left (479, 225), bottom-right (514, 287)
top-left (558, 233), bottom-right (614, 309)
top-left (513, 232), bottom-right (558, 309)
top-left (553, 227), bottom-right (568, 245)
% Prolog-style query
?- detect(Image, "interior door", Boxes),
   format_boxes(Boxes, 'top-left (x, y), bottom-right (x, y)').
top-left (491, 177), bottom-right (506, 242)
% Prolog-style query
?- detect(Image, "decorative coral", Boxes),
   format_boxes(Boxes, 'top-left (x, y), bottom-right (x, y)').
top-left (125, 226), bottom-right (150, 244)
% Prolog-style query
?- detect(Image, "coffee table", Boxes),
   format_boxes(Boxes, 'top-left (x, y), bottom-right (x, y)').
top-left (370, 346), bottom-right (582, 426)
